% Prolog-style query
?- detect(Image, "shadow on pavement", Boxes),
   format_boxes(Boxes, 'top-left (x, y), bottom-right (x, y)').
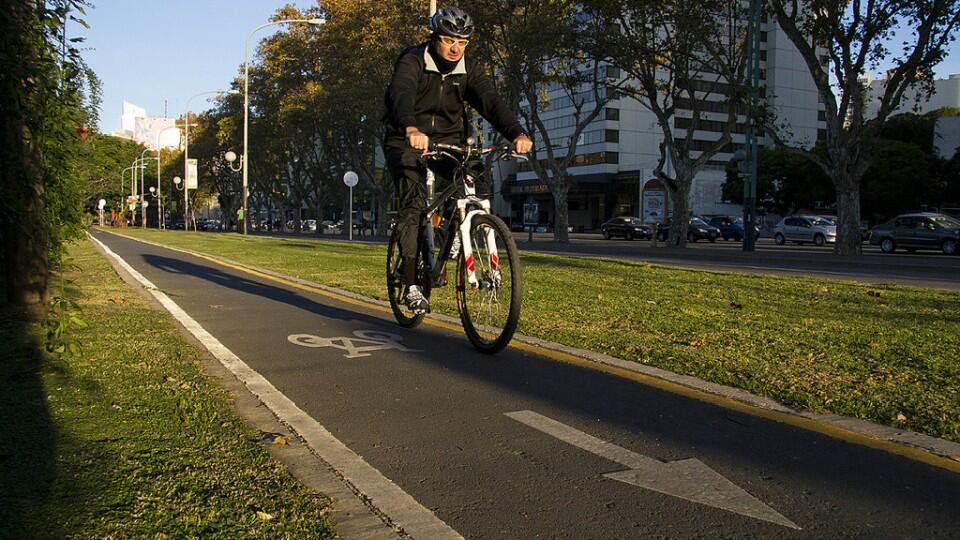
top-left (142, 253), bottom-right (388, 328)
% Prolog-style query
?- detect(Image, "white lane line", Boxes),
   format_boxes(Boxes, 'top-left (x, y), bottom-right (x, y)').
top-left (90, 233), bottom-right (463, 540)
top-left (506, 410), bottom-right (800, 530)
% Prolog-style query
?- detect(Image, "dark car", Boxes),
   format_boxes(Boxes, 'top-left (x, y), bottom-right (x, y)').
top-left (869, 212), bottom-right (960, 255)
top-left (655, 217), bottom-right (721, 242)
top-left (703, 215), bottom-right (760, 241)
top-left (600, 216), bottom-right (651, 240)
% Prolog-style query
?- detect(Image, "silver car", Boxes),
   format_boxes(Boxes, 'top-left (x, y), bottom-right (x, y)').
top-left (773, 215), bottom-right (837, 246)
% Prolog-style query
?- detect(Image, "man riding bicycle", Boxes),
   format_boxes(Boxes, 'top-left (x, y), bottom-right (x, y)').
top-left (383, 6), bottom-right (533, 314)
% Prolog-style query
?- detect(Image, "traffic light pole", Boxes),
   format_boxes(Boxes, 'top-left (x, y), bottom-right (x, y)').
top-left (743, 0), bottom-right (761, 252)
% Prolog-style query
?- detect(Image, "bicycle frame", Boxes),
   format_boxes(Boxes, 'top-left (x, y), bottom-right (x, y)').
top-left (421, 145), bottom-right (512, 288)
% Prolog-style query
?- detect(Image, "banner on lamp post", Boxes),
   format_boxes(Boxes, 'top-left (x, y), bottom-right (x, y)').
top-left (186, 159), bottom-right (198, 189)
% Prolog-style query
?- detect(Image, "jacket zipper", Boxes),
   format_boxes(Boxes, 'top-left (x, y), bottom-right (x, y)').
top-left (431, 73), bottom-right (449, 135)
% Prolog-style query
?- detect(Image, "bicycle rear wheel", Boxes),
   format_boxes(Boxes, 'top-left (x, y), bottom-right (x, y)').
top-left (456, 214), bottom-right (521, 354)
top-left (387, 228), bottom-right (426, 327)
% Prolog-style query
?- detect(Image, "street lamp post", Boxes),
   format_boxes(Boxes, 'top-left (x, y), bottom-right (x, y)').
top-left (121, 165), bottom-right (137, 226)
top-left (138, 148), bottom-right (152, 228)
top-left (183, 89), bottom-right (238, 232)
top-left (155, 126), bottom-right (181, 230)
top-left (173, 175), bottom-right (184, 229)
top-left (242, 17), bottom-right (324, 235)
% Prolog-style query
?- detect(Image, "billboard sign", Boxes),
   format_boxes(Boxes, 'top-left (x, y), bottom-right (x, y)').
top-left (186, 159), bottom-right (198, 189)
top-left (643, 190), bottom-right (665, 223)
top-left (134, 116), bottom-right (181, 150)
top-left (523, 202), bottom-right (539, 225)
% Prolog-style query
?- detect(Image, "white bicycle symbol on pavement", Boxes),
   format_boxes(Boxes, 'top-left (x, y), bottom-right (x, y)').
top-left (288, 329), bottom-right (421, 358)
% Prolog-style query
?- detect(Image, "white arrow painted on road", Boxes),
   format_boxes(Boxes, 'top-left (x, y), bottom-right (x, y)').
top-left (506, 410), bottom-right (800, 530)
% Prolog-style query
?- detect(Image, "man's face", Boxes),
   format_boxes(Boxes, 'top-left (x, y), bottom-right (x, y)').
top-left (436, 34), bottom-right (468, 62)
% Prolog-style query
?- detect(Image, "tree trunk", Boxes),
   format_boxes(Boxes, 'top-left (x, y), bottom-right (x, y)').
top-left (3, 124), bottom-right (49, 319)
top-left (668, 179), bottom-right (692, 246)
top-left (314, 192), bottom-right (322, 236)
top-left (551, 179), bottom-right (570, 243)
top-left (377, 197), bottom-right (389, 237)
top-left (834, 181), bottom-right (863, 256)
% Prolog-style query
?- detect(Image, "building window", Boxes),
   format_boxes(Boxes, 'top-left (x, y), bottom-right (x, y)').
top-left (760, 50), bottom-right (767, 61)
top-left (605, 129), bottom-right (619, 143)
top-left (606, 108), bottom-right (620, 121)
top-left (605, 65), bottom-right (621, 79)
top-left (817, 110), bottom-right (826, 121)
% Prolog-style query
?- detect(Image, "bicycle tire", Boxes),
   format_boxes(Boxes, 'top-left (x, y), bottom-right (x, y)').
top-left (387, 228), bottom-right (427, 328)
top-left (456, 214), bottom-right (522, 354)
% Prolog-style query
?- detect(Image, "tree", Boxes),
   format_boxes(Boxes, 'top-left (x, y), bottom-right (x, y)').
top-left (472, 0), bottom-right (622, 242)
top-left (589, 0), bottom-right (751, 245)
top-left (764, 0), bottom-right (960, 255)
top-left (861, 139), bottom-right (938, 223)
top-left (724, 147), bottom-right (832, 215)
top-left (313, 0), bottom-right (424, 235)
top-left (0, 0), bottom-right (97, 318)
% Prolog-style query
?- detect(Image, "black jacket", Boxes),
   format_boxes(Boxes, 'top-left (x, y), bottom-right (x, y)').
top-left (383, 42), bottom-right (525, 148)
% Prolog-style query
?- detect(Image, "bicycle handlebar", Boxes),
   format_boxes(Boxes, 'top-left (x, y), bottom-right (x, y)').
top-left (423, 143), bottom-right (529, 162)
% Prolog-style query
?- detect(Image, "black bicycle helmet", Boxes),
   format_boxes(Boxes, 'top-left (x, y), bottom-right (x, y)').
top-left (429, 6), bottom-right (474, 39)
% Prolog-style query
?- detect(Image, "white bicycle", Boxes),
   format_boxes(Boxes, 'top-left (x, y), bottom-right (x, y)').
top-left (386, 142), bottom-right (526, 354)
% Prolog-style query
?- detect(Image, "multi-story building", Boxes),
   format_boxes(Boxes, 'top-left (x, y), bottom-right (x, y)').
top-left (864, 72), bottom-right (960, 118)
top-left (489, 19), bottom-right (824, 231)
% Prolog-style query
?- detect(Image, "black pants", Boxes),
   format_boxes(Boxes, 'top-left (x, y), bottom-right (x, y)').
top-left (384, 145), bottom-right (455, 287)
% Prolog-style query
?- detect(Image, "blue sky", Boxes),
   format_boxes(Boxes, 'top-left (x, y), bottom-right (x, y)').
top-left (81, 0), bottom-right (312, 133)
top-left (79, 1), bottom-right (960, 134)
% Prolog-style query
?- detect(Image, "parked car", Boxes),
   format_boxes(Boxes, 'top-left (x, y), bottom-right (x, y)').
top-left (655, 217), bottom-right (721, 242)
top-left (203, 219), bottom-right (221, 231)
top-left (302, 219), bottom-right (318, 232)
top-left (171, 219), bottom-right (185, 230)
top-left (773, 215), bottom-right (837, 246)
top-left (869, 212), bottom-right (960, 255)
top-left (600, 216), bottom-right (651, 240)
top-left (702, 215), bottom-right (760, 241)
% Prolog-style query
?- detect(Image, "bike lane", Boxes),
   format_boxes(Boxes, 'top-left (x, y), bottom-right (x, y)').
top-left (90, 230), bottom-right (960, 539)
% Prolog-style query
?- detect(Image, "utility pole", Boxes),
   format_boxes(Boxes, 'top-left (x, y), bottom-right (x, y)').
top-left (742, 0), bottom-right (761, 252)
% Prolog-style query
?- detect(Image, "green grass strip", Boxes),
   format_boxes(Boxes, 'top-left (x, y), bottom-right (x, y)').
top-left (0, 238), bottom-right (337, 539)
top-left (105, 228), bottom-right (960, 444)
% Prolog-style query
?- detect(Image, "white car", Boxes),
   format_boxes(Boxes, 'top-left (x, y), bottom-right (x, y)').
top-left (773, 215), bottom-right (837, 246)
top-left (302, 219), bottom-right (317, 232)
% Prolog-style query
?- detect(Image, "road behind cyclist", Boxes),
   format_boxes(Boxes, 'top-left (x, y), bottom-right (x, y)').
top-left (383, 6), bottom-right (533, 314)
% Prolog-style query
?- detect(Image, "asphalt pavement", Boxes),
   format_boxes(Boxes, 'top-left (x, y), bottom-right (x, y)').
top-left (90, 230), bottom-right (960, 539)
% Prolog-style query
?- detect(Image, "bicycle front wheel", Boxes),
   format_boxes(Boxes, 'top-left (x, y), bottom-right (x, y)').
top-left (387, 228), bottom-right (426, 328)
top-left (456, 214), bottom-right (522, 354)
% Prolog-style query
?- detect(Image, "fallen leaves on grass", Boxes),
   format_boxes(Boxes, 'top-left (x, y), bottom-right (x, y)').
top-left (867, 290), bottom-right (881, 297)
top-left (729, 301), bottom-right (743, 309)
top-left (108, 294), bottom-right (127, 304)
top-left (256, 511), bottom-right (274, 521)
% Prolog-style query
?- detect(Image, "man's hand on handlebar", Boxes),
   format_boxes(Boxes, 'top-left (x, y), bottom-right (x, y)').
top-left (513, 134), bottom-right (533, 154)
top-left (406, 126), bottom-right (429, 152)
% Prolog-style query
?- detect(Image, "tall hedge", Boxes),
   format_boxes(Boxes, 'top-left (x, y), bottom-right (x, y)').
top-left (0, 0), bottom-right (97, 318)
